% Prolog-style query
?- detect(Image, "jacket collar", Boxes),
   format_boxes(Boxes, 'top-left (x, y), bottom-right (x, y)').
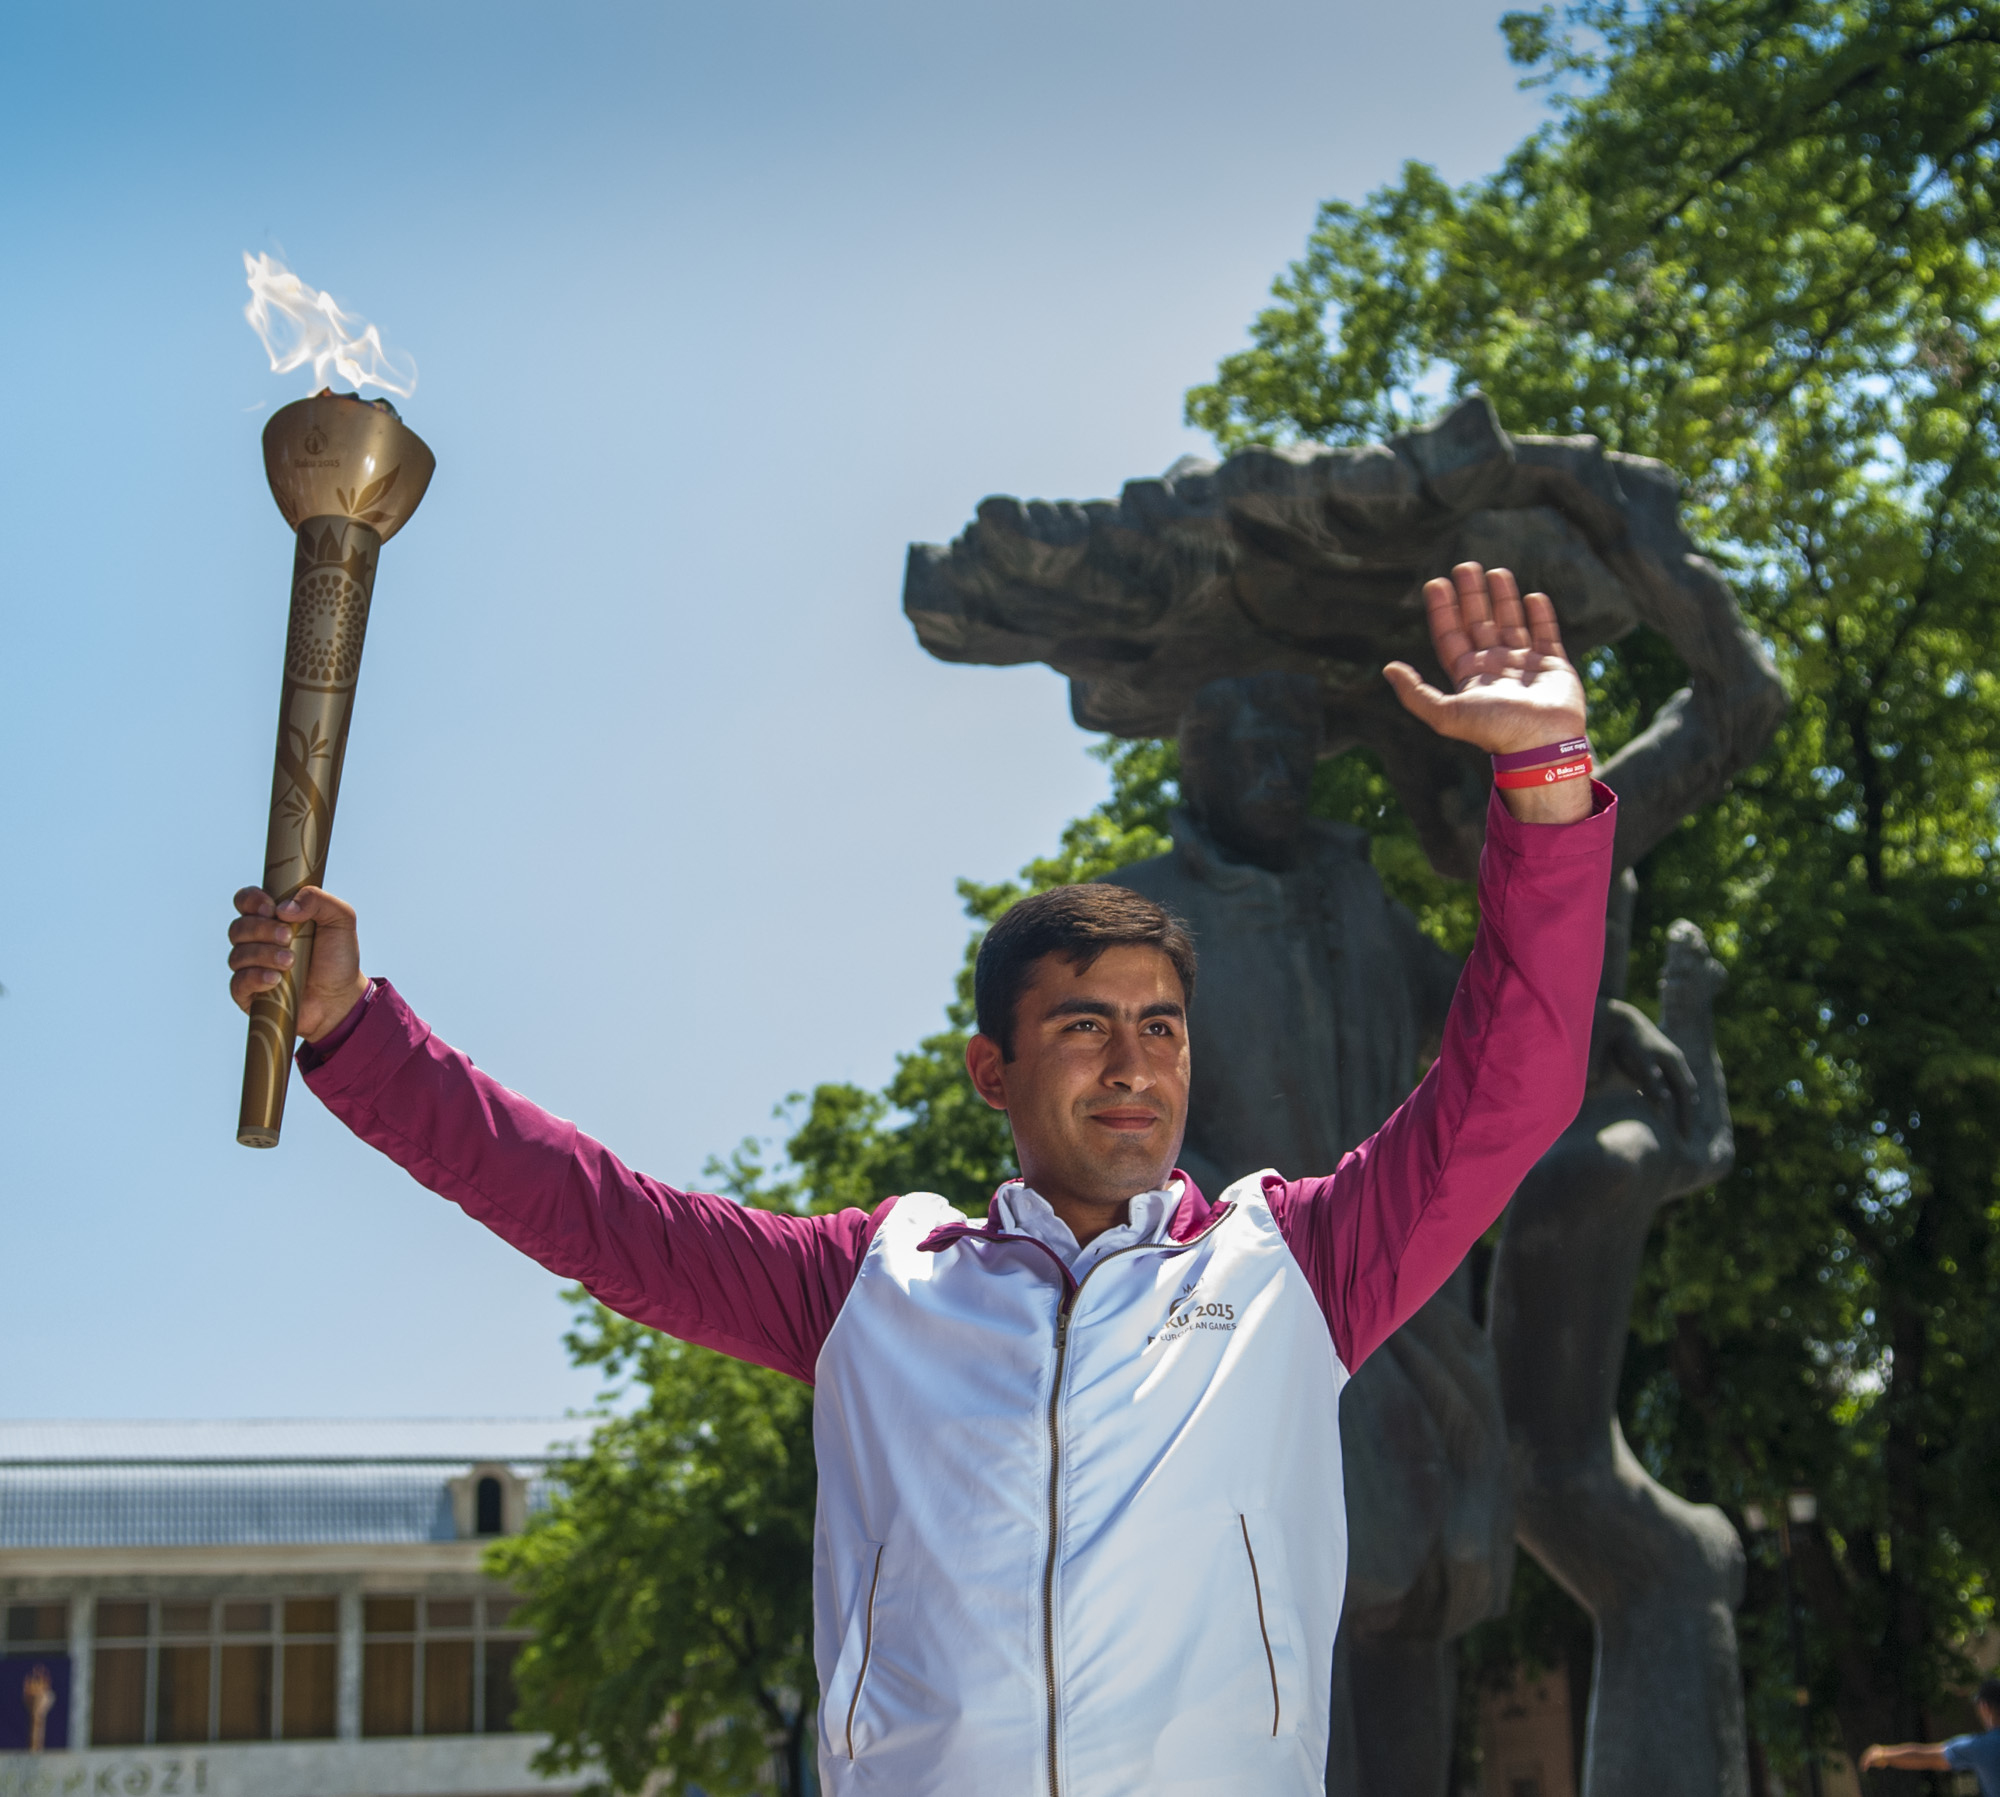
top-left (916, 1170), bottom-right (1217, 1257)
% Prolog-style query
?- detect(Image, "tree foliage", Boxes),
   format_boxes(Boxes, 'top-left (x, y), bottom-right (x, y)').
top-left (1189, 0), bottom-right (2000, 1780)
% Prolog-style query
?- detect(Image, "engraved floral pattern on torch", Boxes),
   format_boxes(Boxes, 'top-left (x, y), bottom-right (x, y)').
top-left (282, 522), bottom-right (376, 690)
top-left (285, 568), bottom-right (370, 685)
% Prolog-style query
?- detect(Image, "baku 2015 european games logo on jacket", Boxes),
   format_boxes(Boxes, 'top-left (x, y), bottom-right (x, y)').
top-left (1146, 1279), bottom-right (1237, 1350)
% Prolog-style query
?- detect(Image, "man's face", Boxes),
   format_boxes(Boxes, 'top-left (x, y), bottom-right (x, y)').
top-left (965, 945), bottom-right (1190, 1210)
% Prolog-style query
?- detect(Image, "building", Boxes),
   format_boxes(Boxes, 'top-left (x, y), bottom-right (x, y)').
top-left (0, 1420), bottom-right (589, 1797)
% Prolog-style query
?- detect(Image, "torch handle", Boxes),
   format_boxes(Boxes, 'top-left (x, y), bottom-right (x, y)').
top-left (237, 517), bottom-right (382, 1148)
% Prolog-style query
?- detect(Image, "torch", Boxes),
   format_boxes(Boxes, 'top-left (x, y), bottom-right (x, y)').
top-left (236, 391), bottom-right (435, 1147)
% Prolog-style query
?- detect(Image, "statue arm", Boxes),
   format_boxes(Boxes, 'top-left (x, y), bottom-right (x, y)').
top-left (1593, 463), bottom-right (1787, 872)
top-left (1270, 785), bottom-right (1615, 1369)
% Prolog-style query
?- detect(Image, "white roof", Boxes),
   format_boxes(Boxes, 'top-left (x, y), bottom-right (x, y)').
top-left (0, 1418), bottom-right (584, 1465)
top-left (0, 1421), bottom-right (589, 1550)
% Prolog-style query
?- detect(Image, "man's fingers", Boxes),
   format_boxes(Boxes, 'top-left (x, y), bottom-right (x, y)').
top-left (1524, 588), bottom-right (1566, 655)
top-left (229, 939), bottom-right (294, 973)
top-left (1383, 661), bottom-right (1457, 731)
top-left (1450, 561), bottom-right (1498, 646)
top-left (229, 914), bottom-right (295, 949)
top-left (1486, 568), bottom-right (1530, 646)
top-left (275, 885), bottom-right (358, 930)
top-left (228, 883), bottom-right (362, 1032)
top-left (1421, 578), bottom-right (1476, 675)
top-left (229, 967), bottom-right (284, 1014)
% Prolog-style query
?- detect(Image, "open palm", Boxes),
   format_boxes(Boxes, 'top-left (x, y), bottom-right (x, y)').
top-left (1383, 562), bottom-right (1588, 757)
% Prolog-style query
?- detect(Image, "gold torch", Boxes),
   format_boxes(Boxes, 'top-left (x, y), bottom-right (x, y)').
top-left (237, 392), bottom-right (435, 1147)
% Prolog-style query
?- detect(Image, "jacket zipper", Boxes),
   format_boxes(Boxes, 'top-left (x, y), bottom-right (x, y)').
top-left (1239, 1514), bottom-right (1281, 1737)
top-left (845, 1543), bottom-right (885, 1759)
top-left (1038, 1208), bottom-right (1235, 1797)
top-left (1042, 1303), bottom-right (1072, 1797)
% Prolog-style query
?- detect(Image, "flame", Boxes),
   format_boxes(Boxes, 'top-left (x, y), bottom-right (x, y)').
top-left (242, 252), bottom-right (417, 397)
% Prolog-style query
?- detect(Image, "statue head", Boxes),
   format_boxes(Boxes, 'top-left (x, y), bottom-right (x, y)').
top-left (1178, 672), bottom-right (1324, 871)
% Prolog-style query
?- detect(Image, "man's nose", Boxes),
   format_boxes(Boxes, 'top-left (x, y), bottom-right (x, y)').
top-left (1102, 1026), bottom-right (1154, 1091)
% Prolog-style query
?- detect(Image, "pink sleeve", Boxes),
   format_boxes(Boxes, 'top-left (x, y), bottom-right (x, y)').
top-left (1270, 783), bottom-right (1616, 1370)
top-left (299, 981), bottom-right (880, 1384)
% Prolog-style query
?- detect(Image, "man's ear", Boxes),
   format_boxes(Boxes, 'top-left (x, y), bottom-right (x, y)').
top-left (965, 1033), bottom-right (1009, 1111)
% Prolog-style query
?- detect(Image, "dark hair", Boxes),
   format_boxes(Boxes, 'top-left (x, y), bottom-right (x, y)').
top-left (1979, 1678), bottom-right (2000, 1716)
top-left (974, 883), bottom-right (1197, 1061)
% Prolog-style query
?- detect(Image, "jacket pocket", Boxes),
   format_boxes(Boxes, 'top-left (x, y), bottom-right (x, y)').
top-left (1238, 1511), bottom-right (1302, 1739)
top-left (824, 1540), bottom-right (886, 1760)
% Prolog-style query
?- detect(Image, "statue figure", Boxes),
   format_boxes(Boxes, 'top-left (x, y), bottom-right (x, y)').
top-left (1490, 898), bottom-right (1749, 1797)
top-left (904, 395), bottom-right (1787, 1793)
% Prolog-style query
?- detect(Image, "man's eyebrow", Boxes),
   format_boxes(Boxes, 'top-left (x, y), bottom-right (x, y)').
top-left (1045, 997), bottom-right (1117, 1020)
top-left (1043, 996), bottom-right (1186, 1022)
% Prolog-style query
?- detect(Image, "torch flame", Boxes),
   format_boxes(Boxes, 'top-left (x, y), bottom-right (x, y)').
top-left (243, 252), bottom-right (418, 397)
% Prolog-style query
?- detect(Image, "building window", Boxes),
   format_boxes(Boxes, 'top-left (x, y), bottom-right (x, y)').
top-left (450, 1464), bottom-right (527, 1539)
top-left (3, 1605), bottom-right (67, 1651)
top-left (282, 1598), bottom-right (339, 1740)
top-left (361, 1595), bottom-right (527, 1738)
top-left (92, 1602), bottom-right (148, 1747)
top-left (89, 1597), bottom-right (339, 1747)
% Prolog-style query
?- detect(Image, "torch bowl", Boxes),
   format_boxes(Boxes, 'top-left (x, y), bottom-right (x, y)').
top-left (263, 394), bottom-right (436, 543)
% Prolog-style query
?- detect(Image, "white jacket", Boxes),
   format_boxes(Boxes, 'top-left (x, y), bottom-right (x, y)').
top-left (811, 1174), bottom-right (1348, 1796)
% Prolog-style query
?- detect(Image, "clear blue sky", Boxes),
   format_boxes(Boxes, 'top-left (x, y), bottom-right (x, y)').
top-left (0, 1), bottom-right (1543, 1418)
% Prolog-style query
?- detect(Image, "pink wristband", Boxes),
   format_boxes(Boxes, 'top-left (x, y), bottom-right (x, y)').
top-left (1490, 736), bottom-right (1589, 773)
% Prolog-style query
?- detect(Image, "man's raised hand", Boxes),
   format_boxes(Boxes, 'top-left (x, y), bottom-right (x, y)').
top-left (1383, 561), bottom-right (1592, 823)
top-left (227, 885), bottom-right (369, 1042)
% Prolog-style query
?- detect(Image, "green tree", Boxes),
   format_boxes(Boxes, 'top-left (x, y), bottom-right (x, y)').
top-left (487, 1304), bottom-right (818, 1797)
top-left (1188, 0), bottom-right (2000, 1783)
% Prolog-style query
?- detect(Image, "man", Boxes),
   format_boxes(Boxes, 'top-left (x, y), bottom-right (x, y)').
top-left (227, 564), bottom-right (1613, 1796)
top-left (1862, 1680), bottom-right (2000, 1794)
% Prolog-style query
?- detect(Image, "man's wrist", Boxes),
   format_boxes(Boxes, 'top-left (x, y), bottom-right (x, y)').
top-left (1497, 780), bottom-right (1594, 825)
top-left (304, 976), bottom-right (373, 1045)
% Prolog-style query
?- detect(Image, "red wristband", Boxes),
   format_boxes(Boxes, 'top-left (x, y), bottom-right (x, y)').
top-left (1494, 754), bottom-right (1593, 790)
top-left (1490, 736), bottom-right (1589, 773)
